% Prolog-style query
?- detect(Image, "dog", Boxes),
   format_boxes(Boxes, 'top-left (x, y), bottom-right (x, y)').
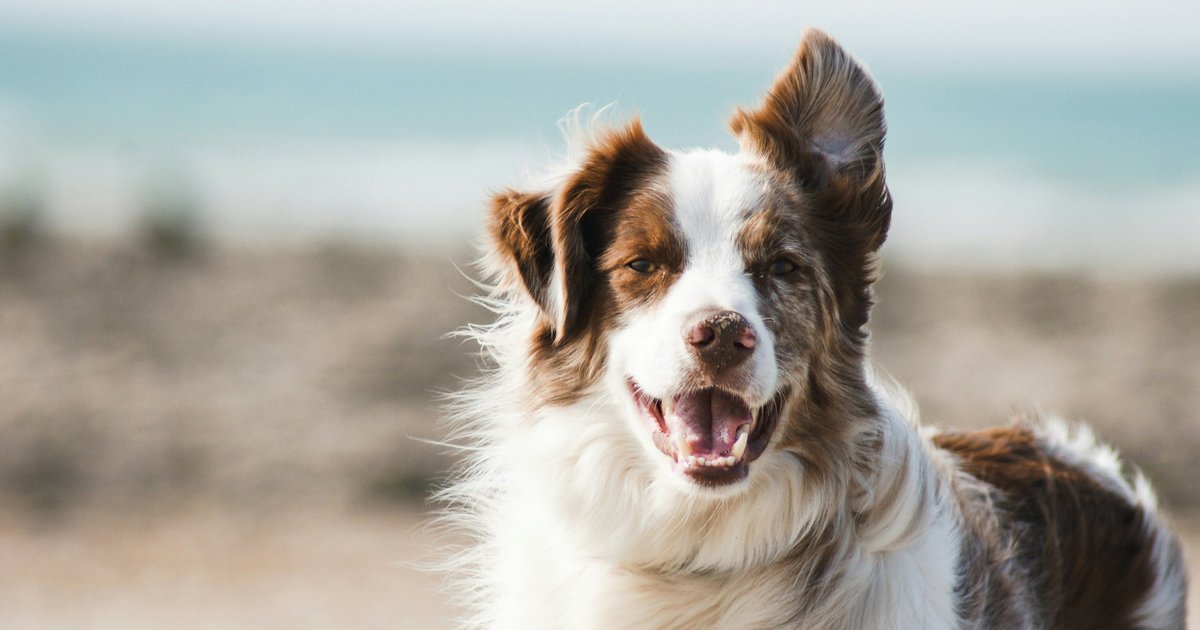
top-left (445, 28), bottom-right (1188, 629)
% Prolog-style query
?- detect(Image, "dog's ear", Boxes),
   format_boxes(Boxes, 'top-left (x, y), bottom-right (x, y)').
top-left (488, 189), bottom-right (557, 317)
top-left (489, 119), bottom-right (666, 343)
top-left (730, 28), bottom-right (891, 254)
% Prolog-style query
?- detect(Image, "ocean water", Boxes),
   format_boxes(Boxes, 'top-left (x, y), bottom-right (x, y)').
top-left (1, 28), bottom-right (1198, 269)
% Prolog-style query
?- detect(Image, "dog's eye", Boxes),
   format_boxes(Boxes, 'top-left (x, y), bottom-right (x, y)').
top-left (769, 259), bottom-right (797, 276)
top-left (627, 259), bottom-right (657, 274)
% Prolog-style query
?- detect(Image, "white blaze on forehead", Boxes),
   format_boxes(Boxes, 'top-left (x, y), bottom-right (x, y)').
top-left (668, 149), bottom-right (768, 267)
top-left (665, 149), bottom-right (768, 313)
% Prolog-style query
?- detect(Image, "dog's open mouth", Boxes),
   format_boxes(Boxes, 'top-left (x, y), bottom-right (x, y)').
top-left (627, 379), bottom-right (786, 486)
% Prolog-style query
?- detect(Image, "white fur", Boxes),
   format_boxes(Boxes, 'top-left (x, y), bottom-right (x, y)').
top-left (452, 388), bottom-right (963, 629)
top-left (1130, 472), bottom-right (1190, 630)
top-left (1035, 417), bottom-right (1136, 503)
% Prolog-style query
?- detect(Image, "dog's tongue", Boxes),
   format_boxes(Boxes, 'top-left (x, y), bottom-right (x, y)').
top-left (664, 389), bottom-right (752, 457)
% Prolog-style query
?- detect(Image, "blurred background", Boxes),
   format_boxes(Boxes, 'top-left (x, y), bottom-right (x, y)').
top-left (1, 1), bottom-right (1197, 627)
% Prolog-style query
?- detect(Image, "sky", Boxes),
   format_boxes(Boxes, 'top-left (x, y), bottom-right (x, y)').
top-left (3, 0), bottom-right (1200, 71)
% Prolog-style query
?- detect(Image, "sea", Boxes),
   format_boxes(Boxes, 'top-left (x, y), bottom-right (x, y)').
top-left (1, 27), bottom-right (1198, 271)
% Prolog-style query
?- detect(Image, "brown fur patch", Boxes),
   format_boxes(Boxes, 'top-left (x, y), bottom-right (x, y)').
top-left (598, 190), bottom-right (685, 310)
top-left (935, 427), bottom-right (1160, 629)
top-left (548, 118), bottom-right (669, 342)
top-left (735, 193), bottom-right (830, 398)
top-left (488, 119), bottom-right (673, 405)
top-left (488, 190), bottom-right (554, 314)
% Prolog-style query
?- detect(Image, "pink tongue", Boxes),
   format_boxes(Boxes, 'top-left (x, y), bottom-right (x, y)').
top-left (664, 390), bottom-right (753, 457)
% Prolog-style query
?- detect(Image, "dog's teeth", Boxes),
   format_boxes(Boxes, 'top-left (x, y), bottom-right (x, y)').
top-left (732, 426), bottom-right (749, 461)
top-left (682, 453), bottom-right (739, 468)
top-left (661, 397), bottom-right (674, 419)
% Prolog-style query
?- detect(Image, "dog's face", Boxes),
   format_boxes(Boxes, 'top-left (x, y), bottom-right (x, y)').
top-left (487, 29), bottom-right (890, 495)
top-left (606, 152), bottom-right (818, 489)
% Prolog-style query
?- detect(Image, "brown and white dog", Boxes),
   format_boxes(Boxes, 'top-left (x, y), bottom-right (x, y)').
top-left (446, 28), bottom-right (1188, 629)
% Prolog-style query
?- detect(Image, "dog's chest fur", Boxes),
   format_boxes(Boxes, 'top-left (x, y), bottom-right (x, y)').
top-left (483, 399), bottom-right (963, 630)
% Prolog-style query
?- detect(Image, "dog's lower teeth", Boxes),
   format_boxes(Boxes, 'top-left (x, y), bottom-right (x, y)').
top-left (677, 454), bottom-right (742, 468)
top-left (732, 426), bottom-right (750, 461)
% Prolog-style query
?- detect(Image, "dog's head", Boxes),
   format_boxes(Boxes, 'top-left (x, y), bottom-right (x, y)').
top-left (486, 29), bottom-right (889, 496)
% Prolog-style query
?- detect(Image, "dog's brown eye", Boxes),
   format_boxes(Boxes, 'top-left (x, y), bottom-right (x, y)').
top-left (628, 259), bottom-right (657, 274)
top-left (770, 259), bottom-right (797, 276)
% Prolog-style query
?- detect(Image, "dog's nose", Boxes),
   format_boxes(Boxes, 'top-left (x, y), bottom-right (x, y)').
top-left (685, 310), bottom-right (756, 370)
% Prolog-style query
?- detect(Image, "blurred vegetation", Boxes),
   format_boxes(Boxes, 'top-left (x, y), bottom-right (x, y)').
top-left (1, 421), bottom-right (89, 521)
top-left (0, 179), bottom-right (47, 269)
top-left (138, 169), bottom-right (207, 261)
top-left (0, 235), bottom-right (484, 526)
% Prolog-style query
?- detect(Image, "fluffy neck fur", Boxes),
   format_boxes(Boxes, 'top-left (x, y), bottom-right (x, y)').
top-left (442, 309), bottom-right (963, 629)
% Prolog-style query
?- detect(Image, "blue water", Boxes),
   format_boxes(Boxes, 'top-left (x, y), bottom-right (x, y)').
top-left (3, 27), bottom-right (1198, 186)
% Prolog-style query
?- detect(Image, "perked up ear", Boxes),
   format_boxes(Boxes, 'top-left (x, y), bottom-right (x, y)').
top-left (730, 28), bottom-right (891, 253)
top-left (488, 119), bottom-right (667, 343)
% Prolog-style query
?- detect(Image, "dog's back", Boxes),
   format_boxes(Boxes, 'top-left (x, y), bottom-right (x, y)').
top-left (936, 423), bottom-right (1187, 629)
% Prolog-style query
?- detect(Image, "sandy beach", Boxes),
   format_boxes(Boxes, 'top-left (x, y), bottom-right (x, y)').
top-left (1, 239), bottom-right (1197, 627)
